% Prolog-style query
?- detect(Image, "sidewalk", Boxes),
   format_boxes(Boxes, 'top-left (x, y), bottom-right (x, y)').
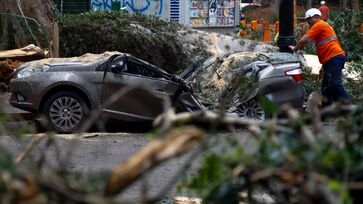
top-left (303, 54), bottom-right (360, 79)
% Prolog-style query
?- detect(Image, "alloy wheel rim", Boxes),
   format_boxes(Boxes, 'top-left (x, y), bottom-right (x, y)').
top-left (49, 96), bottom-right (83, 131)
top-left (237, 100), bottom-right (265, 120)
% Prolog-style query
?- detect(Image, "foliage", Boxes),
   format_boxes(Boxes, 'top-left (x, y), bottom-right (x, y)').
top-left (302, 71), bottom-right (322, 98)
top-left (303, 69), bottom-right (363, 104)
top-left (329, 10), bottom-right (363, 62)
top-left (295, 22), bottom-right (315, 54)
top-left (236, 23), bottom-right (263, 41)
top-left (183, 153), bottom-right (231, 197)
top-left (59, 11), bottom-right (190, 74)
top-left (179, 103), bottom-right (363, 203)
top-left (1, 7), bottom-right (363, 204)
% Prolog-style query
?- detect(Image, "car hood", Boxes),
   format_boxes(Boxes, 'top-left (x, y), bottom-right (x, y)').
top-left (14, 51), bottom-right (123, 73)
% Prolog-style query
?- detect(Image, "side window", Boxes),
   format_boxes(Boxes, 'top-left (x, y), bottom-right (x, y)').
top-left (96, 61), bottom-right (107, 71)
top-left (123, 61), bottom-right (141, 75)
top-left (123, 61), bottom-right (164, 79)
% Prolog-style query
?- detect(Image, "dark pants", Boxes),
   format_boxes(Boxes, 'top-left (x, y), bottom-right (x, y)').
top-left (321, 55), bottom-right (349, 106)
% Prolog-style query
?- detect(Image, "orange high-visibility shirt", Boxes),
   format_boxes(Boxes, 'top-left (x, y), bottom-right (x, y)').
top-left (302, 20), bottom-right (345, 64)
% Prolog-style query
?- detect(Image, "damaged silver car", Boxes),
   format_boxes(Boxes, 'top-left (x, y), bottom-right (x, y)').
top-left (9, 53), bottom-right (203, 133)
top-left (9, 52), bottom-right (304, 133)
top-left (183, 52), bottom-right (304, 120)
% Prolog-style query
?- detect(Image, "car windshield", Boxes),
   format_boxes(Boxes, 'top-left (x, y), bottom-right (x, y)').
top-left (123, 61), bottom-right (168, 80)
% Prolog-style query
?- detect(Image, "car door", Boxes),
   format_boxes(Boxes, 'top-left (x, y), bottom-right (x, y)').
top-left (101, 56), bottom-right (179, 121)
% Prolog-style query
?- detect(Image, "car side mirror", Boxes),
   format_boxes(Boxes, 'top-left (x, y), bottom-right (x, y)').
top-left (111, 61), bottom-right (125, 73)
top-left (109, 55), bottom-right (127, 74)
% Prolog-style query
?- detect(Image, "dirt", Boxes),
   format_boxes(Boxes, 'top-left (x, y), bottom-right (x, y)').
top-left (0, 60), bottom-right (24, 91)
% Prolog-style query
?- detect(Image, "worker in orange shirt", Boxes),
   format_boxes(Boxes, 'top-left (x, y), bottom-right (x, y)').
top-left (289, 8), bottom-right (349, 106)
top-left (319, 1), bottom-right (329, 21)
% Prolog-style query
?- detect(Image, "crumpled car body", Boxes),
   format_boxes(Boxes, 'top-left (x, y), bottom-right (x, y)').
top-left (9, 51), bottom-right (304, 133)
top-left (184, 52), bottom-right (304, 119)
top-left (9, 53), bottom-right (203, 133)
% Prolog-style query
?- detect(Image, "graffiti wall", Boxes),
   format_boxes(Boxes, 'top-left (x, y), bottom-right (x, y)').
top-left (91, 0), bottom-right (170, 18)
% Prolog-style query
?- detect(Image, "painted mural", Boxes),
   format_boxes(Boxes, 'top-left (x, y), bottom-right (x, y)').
top-left (91, 0), bottom-right (168, 17)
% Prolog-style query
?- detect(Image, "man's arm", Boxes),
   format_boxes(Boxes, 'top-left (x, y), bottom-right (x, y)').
top-left (289, 38), bottom-right (308, 52)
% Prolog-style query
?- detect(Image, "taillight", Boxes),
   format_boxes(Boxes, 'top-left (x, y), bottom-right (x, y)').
top-left (285, 68), bottom-right (303, 83)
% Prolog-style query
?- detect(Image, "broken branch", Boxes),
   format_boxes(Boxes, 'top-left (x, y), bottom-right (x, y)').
top-left (104, 126), bottom-right (203, 196)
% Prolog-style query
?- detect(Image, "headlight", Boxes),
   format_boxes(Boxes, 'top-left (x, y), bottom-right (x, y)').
top-left (16, 65), bottom-right (50, 78)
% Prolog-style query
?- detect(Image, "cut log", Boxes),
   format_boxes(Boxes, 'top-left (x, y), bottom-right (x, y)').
top-left (173, 196), bottom-right (202, 204)
top-left (0, 44), bottom-right (46, 61)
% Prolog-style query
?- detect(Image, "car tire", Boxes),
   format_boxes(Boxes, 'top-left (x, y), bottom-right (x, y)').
top-left (42, 91), bottom-right (90, 133)
top-left (234, 99), bottom-right (266, 120)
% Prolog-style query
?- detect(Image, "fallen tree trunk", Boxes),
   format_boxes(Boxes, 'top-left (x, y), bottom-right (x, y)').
top-left (0, 0), bottom-right (57, 50)
top-left (0, 45), bottom-right (46, 91)
top-left (0, 44), bottom-right (46, 61)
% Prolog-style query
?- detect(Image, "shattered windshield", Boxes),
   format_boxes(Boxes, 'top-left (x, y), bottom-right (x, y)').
top-left (257, 52), bottom-right (300, 64)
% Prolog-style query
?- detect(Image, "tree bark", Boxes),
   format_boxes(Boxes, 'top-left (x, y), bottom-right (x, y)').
top-left (0, 0), bottom-right (57, 49)
top-left (341, 0), bottom-right (348, 10)
top-left (261, 0), bottom-right (272, 6)
top-left (350, 0), bottom-right (360, 14)
top-left (308, 0), bottom-right (312, 9)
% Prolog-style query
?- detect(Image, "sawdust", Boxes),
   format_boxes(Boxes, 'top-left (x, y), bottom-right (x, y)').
top-left (190, 52), bottom-right (260, 106)
top-left (21, 51), bottom-right (122, 67)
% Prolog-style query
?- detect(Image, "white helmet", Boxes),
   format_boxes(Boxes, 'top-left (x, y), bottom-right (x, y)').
top-left (321, 1), bottom-right (326, 5)
top-left (305, 8), bottom-right (322, 19)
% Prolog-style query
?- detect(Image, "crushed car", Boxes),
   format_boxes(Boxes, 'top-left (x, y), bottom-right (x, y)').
top-left (184, 52), bottom-right (304, 120)
top-left (9, 51), bottom-right (304, 133)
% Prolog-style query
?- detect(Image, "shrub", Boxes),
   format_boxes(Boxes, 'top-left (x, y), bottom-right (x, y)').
top-left (59, 11), bottom-right (188, 73)
top-left (330, 10), bottom-right (363, 62)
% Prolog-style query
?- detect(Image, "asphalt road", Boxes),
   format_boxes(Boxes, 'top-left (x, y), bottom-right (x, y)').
top-left (0, 133), bottom-right (177, 200)
top-left (0, 130), bottom-right (257, 201)
top-left (0, 92), bottom-right (201, 200)
top-left (0, 92), bottom-right (339, 202)
top-left (0, 92), bottom-right (258, 201)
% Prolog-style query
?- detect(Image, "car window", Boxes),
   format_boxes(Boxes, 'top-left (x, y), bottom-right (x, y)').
top-left (123, 61), bottom-right (166, 79)
top-left (96, 61), bottom-right (107, 71)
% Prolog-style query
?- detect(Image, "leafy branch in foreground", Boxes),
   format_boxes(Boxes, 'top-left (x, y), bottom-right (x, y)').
top-left (153, 103), bottom-right (362, 204)
top-left (1, 91), bottom-right (363, 203)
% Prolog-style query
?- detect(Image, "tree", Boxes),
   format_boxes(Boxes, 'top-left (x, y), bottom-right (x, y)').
top-left (0, 0), bottom-right (57, 49)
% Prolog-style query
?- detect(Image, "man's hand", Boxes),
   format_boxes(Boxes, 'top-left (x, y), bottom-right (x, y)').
top-left (288, 45), bottom-right (295, 52)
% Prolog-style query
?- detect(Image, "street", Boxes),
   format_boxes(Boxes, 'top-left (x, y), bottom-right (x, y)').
top-left (0, 129), bottom-right (257, 200)
top-left (0, 133), bottom-right (190, 200)
top-left (1, 92), bottom-right (195, 200)
top-left (0, 92), bottom-right (339, 201)
top-left (0, 91), bottom-right (254, 200)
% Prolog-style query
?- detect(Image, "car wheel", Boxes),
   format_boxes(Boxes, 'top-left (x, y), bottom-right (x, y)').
top-left (235, 99), bottom-right (265, 120)
top-left (43, 91), bottom-right (89, 133)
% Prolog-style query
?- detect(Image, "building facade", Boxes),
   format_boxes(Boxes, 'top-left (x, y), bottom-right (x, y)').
top-left (55, 0), bottom-right (239, 29)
